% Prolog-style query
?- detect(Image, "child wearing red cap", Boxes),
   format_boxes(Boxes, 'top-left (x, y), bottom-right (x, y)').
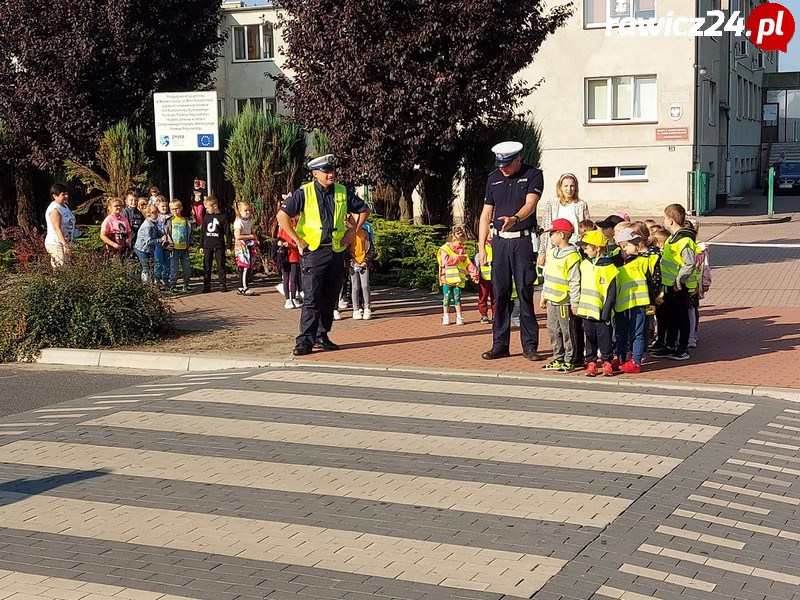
top-left (539, 218), bottom-right (582, 372)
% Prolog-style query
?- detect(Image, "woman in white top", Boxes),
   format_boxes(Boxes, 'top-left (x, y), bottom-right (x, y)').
top-left (44, 183), bottom-right (76, 268)
top-left (537, 173), bottom-right (590, 265)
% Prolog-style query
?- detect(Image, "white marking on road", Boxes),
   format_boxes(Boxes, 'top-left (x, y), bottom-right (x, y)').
top-left (0, 441), bottom-right (631, 526)
top-left (673, 508), bottom-right (800, 542)
top-left (0, 430), bottom-right (27, 435)
top-left (248, 370), bottom-right (753, 414)
top-left (88, 393), bottom-right (164, 399)
top-left (618, 563), bottom-right (717, 592)
top-left (655, 524), bottom-right (745, 549)
top-left (180, 371), bottom-right (249, 377)
top-left (0, 423), bottom-right (55, 428)
top-left (686, 494), bottom-right (770, 514)
top-left (727, 458), bottom-right (800, 478)
top-left (701, 481), bottom-right (800, 506)
top-left (638, 543), bottom-right (800, 584)
top-left (92, 399), bottom-right (142, 405)
top-left (0, 493), bottom-right (567, 597)
top-left (34, 407), bottom-right (114, 413)
top-left (594, 585), bottom-right (662, 600)
top-left (85, 410), bottom-right (682, 477)
top-left (36, 414), bottom-right (85, 419)
top-left (708, 241), bottom-right (800, 248)
top-left (714, 468), bottom-right (792, 488)
top-left (169, 389), bottom-right (722, 442)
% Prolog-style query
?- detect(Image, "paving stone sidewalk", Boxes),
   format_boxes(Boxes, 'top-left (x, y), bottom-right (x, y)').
top-left (166, 218), bottom-right (800, 390)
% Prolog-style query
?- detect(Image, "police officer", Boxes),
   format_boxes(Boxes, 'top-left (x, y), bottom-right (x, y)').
top-left (277, 154), bottom-right (370, 356)
top-left (478, 141), bottom-right (544, 360)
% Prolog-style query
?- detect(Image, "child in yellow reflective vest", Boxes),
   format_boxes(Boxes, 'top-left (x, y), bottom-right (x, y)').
top-left (473, 227), bottom-right (495, 324)
top-left (613, 227), bottom-right (659, 374)
top-left (576, 230), bottom-right (618, 377)
top-left (437, 226), bottom-right (478, 326)
top-left (539, 218), bottom-right (581, 372)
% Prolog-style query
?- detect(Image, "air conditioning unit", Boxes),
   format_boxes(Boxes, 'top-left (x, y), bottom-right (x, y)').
top-left (735, 40), bottom-right (748, 58)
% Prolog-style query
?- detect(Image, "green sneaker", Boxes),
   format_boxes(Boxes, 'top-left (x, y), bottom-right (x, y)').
top-left (558, 362), bottom-right (576, 372)
top-left (542, 360), bottom-right (563, 370)
top-left (479, 316), bottom-right (491, 324)
top-left (170, 287), bottom-right (181, 295)
top-left (183, 285), bottom-right (192, 293)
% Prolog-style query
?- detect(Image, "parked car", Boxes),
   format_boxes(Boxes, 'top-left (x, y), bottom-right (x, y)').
top-left (765, 161), bottom-right (800, 194)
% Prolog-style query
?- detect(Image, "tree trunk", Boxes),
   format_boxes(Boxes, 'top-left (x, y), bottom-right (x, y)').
top-left (14, 166), bottom-right (38, 232)
top-left (463, 170), bottom-right (485, 236)
top-left (398, 186), bottom-right (413, 223)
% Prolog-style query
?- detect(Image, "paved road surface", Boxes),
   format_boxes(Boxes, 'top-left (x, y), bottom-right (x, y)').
top-left (0, 366), bottom-right (797, 599)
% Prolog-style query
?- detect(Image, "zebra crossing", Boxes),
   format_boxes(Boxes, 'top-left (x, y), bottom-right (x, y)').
top-left (0, 366), bottom-right (794, 600)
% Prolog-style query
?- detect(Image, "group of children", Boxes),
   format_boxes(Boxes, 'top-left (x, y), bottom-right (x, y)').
top-left (438, 203), bottom-right (710, 375)
top-left (98, 189), bottom-right (262, 297)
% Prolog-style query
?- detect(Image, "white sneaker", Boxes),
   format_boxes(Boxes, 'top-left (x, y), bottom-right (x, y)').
top-left (300, 291), bottom-right (305, 299)
top-left (442, 314), bottom-right (451, 325)
top-left (292, 298), bottom-right (302, 308)
top-left (352, 309), bottom-right (363, 320)
top-left (456, 316), bottom-right (465, 325)
top-left (363, 308), bottom-right (372, 320)
top-left (284, 299), bottom-right (294, 309)
top-left (275, 283), bottom-right (284, 295)
top-left (338, 299), bottom-right (348, 309)
top-left (333, 310), bottom-right (342, 321)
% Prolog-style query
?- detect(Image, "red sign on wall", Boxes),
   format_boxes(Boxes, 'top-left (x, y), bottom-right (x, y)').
top-left (656, 127), bottom-right (689, 141)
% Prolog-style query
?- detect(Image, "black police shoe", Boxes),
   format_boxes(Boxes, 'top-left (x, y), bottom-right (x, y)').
top-left (292, 344), bottom-right (313, 356)
top-left (481, 348), bottom-right (510, 360)
top-left (522, 349), bottom-right (543, 361)
top-left (315, 337), bottom-right (340, 351)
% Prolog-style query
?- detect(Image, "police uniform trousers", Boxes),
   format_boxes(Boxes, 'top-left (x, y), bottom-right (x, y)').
top-left (491, 235), bottom-right (539, 351)
top-left (297, 245), bottom-right (345, 348)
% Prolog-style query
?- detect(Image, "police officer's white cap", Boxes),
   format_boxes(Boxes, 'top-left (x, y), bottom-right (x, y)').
top-left (308, 154), bottom-right (336, 171)
top-left (491, 141), bottom-right (523, 167)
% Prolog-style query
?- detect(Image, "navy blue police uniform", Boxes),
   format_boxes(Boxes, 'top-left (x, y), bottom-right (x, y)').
top-left (280, 181), bottom-right (368, 351)
top-left (485, 164), bottom-right (544, 355)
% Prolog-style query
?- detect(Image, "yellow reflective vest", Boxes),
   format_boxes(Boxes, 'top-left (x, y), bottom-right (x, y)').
top-left (438, 244), bottom-right (468, 287)
top-left (576, 260), bottom-right (619, 321)
top-left (660, 232), bottom-right (697, 290)
top-left (480, 243), bottom-right (492, 281)
top-left (615, 255), bottom-right (651, 312)
top-left (542, 246), bottom-right (581, 304)
top-left (296, 182), bottom-right (348, 252)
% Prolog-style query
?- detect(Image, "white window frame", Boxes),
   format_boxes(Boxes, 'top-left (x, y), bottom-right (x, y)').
top-left (585, 0), bottom-right (657, 28)
top-left (589, 166), bottom-right (649, 182)
top-left (235, 97), bottom-right (278, 116)
top-left (585, 75), bottom-right (658, 124)
top-left (231, 23), bottom-right (274, 62)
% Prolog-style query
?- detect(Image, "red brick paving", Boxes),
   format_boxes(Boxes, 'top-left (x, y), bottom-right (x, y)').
top-left (170, 216), bottom-right (800, 390)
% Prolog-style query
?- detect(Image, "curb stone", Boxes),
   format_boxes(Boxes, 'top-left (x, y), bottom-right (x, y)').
top-left (35, 349), bottom-right (800, 403)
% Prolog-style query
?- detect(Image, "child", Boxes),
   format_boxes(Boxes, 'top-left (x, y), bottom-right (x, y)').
top-left (576, 230), bottom-right (618, 377)
top-left (474, 226), bottom-right (495, 324)
top-left (276, 216), bottom-right (302, 308)
top-left (594, 214), bottom-right (625, 258)
top-left (577, 219), bottom-right (596, 237)
top-left (153, 196), bottom-right (171, 288)
top-left (99, 197), bottom-right (132, 260)
top-left (199, 196), bottom-right (230, 293)
top-left (348, 215), bottom-right (375, 320)
top-left (234, 201), bottom-right (258, 296)
top-left (190, 179), bottom-right (206, 225)
top-left (613, 228), bottom-right (659, 374)
top-left (437, 226), bottom-right (478, 325)
top-left (539, 218), bottom-right (581, 372)
top-left (652, 203), bottom-right (697, 361)
top-left (148, 186), bottom-right (161, 205)
top-left (137, 197), bottom-right (149, 214)
top-left (122, 190), bottom-right (144, 247)
top-left (133, 205), bottom-right (160, 283)
top-left (166, 199), bottom-right (193, 293)
top-left (686, 218), bottom-right (711, 348)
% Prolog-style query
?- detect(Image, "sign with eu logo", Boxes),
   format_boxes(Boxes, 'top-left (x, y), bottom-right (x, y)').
top-left (153, 91), bottom-right (219, 151)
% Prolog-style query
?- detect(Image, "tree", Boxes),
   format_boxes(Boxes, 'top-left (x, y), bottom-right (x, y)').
top-left (224, 105), bottom-right (306, 236)
top-left (276, 0), bottom-right (572, 222)
top-left (65, 120), bottom-right (151, 214)
top-left (0, 0), bottom-right (223, 228)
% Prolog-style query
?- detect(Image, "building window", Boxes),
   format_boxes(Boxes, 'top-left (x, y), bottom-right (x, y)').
top-left (586, 76), bottom-right (657, 123)
top-left (589, 166), bottom-right (648, 181)
top-left (236, 97), bottom-right (277, 116)
top-left (708, 81), bottom-right (717, 126)
top-left (585, 0), bottom-right (656, 26)
top-left (232, 23), bottom-right (274, 62)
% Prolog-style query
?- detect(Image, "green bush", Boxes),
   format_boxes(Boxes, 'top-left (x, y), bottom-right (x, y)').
top-left (0, 255), bottom-right (174, 362)
top-left (370, 218), bottom-right (477, 291)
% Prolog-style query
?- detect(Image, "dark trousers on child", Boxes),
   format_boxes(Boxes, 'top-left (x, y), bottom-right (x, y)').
top-left (583, 318), bottom-right (613, 362)
top-left (282, 262), bottom-right (301, 299)
top-left (203, 248), bottom-right (226, 289)
top-left (477, 278), bottom-right (496, 317)
top-left (663, 286), bottom-right (690, 352)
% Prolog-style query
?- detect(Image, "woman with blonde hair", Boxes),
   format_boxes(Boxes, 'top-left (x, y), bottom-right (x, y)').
top-left (537, 173), bottom-right (590, 265)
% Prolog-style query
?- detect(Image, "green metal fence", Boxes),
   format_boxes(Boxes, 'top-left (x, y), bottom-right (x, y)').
top-left (686, 171), bottom-right (710, 215)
